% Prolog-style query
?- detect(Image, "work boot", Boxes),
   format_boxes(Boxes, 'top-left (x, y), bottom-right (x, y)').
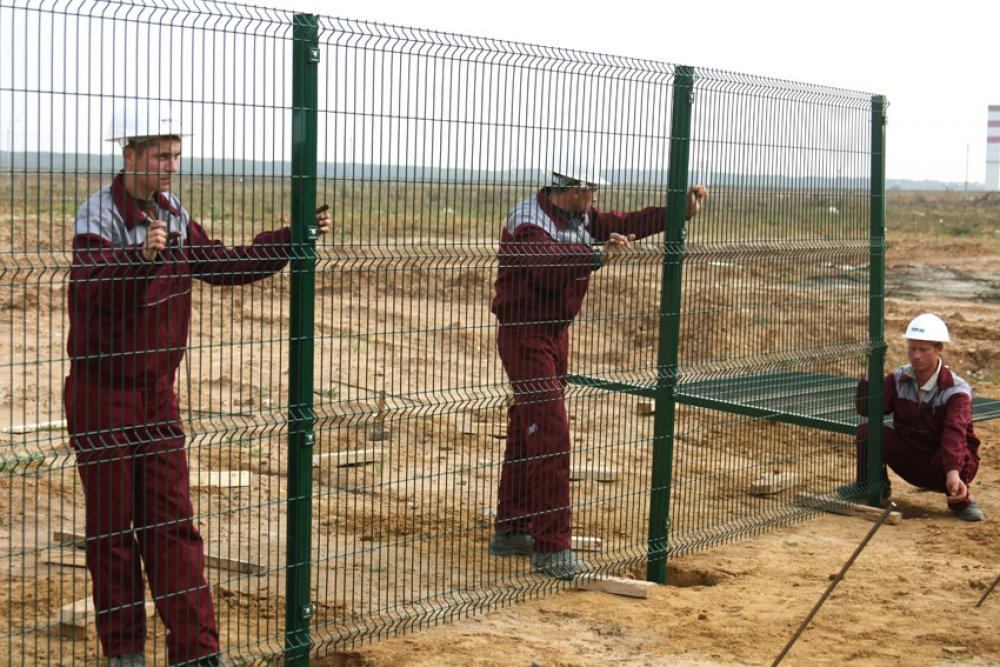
top-left (953, 500), bottom-right (985, 522)
top-left (531, 549), bottom-right (592, 580)
top-left (488, 530), bottom-right (533, 556)
top-left (108, 655), bottom-right (144, 667)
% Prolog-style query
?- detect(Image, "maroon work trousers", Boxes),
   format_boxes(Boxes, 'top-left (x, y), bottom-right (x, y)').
top-left (856, 423), bottom-right (978, 510)
top-left (495, 326), bottom-right (573, 552)
top-left (64, 375), bottom-right (219, 663)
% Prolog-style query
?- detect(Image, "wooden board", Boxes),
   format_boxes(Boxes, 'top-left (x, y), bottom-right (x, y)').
top-left (59, 597), bottom-right (155, 628)
top-left (573, 575), bottom-right (655, 599)
top-left (311, 449), bottom-right (381, 468)
top-left (2, 419), bottom-right (66, 435)
top-left (795, 493), bottom-right (902, 525)
top-left (570, 467), bottom-right (619, 482)
top-left (570, 536), bottom-right (603, 552)
top-left (205, 553), bottom-right (266, 576)
top-left (44, 550), bottom-right (88, 568)
top-left (749, 471), bottom-right (801, 495)
top-left (637, 399), bottom-right (655, 416)
top-left (52, 530), bottom-right (263, 574)
top-left (53, 530), bottom-right (86, 548)
top-left (190, 470), bottom-right (252, 488)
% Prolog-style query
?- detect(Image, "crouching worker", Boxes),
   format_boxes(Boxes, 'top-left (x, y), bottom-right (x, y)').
top-left (851, 313), bottom-right (983, 522)
top-left (65, 100), bottom-right (331, 666)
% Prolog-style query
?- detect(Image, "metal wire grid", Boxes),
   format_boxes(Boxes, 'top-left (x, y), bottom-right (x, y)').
top-left (0, 0), bottom-right (883, 664)
top-left (666, 69), bottom-right (876, 554)
top-left (307, 17), bottom-right (678, 653)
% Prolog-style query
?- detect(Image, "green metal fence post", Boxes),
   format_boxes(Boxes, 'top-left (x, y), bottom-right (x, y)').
top-left (647, 65), bottom-right (695, 584)
top-left (287, 13), bottom-right (320, 665)
top-left (866, 95), bottom-right (888, 508)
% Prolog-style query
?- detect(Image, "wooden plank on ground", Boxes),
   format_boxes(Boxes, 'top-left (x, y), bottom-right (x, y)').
top-left (205, 553), bottom-right (266, 576)
top-left (53, 530), bottom-right (86, 548)
top-left (573, 575), bottom-right (655, 599)
top-left (570, 467), bottom-right (619, 482)
top-left (749, 471), bottom-right (801, 495)
top-left (189, 470), bottom-right (252, 488)
top-left (2, 419), bottom-right (67, 435)
top-left (51, 529), bottom-right (263, 575)
top-left (59, 597), bottom-right (155, 628)
top-left (795, 493), bottom-right (902, 525)
top-left (571, 536), bottom-right (603, 552)
top-left (311, 449), bottom-right (381, 468)
top-left (45, 550), bottom-right (88, 568)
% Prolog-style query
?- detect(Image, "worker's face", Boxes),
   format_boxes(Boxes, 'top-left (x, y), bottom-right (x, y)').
top-left (124, 136), bottom-right (182, 195)
top-left (563, 186), bottom-right (598, 214)
top-left (906, 339), bottom-right (942, 375)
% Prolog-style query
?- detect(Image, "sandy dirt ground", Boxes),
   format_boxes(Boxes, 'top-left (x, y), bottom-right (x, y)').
top-left (310, 200), bottom-right (1000, 667)
top-left (1, 189), bottom-right (997, 665)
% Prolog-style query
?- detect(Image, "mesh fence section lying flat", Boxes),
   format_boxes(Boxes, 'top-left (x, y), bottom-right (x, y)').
top-left (0, 1), bottom-right (887, 664)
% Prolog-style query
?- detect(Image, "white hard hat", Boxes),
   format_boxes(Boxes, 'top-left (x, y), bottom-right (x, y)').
top-left (903, 313), bottom-right (950, 343)
top-left (105, 99), bottom-right (191, 148)
top-left (551, 157), bottom-right (607, 189)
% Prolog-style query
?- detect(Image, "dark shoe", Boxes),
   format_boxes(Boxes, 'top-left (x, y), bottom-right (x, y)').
top-left (953, 500), bottom-right (985, 522)
top-left (531, 549), bottom-right (593, 580)
top-left (489, 530), bottom-right (533, 556)
top-left (108, 655), bottom-right (144, 667)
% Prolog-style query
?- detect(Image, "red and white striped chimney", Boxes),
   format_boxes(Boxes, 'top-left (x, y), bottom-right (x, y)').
top-left (988, 105), bottom-right (1000, 190)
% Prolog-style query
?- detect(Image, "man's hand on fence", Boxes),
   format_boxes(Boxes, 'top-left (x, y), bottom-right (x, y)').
top-left (143, 218), bottom-right (169, 261)
top-left (685, 184), bottom-right (709, 220)
top-left (601, 233), bottom-right (635, 265)
top-left (315, 204), bottom-right (332, 235)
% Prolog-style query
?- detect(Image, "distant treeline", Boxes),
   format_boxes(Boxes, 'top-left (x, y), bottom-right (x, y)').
top-left (0, 151), bottom-right (983, 191)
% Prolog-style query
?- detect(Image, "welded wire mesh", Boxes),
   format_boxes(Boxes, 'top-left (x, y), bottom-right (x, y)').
top-left (1, 0), bottom-right (884, 664)
top-left (666, 72), bottom-right (877, 552)
top-left (1, 1), bottom-right (302, 664)
top-left (307, 17), bottom-right (680, 654)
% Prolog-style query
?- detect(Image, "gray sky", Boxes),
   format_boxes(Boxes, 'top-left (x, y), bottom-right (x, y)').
top-left (254, 0), bottom-right (1000, 184)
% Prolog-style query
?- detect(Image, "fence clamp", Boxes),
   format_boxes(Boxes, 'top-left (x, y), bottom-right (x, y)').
top-left (308, 46), bottom-right (320, 64)
top-left (303, 432), bottom-right (315, 448)
top-left (301, 603), bottom-right (314, 620)
top-left (306, 226), bottom-right (319, 240)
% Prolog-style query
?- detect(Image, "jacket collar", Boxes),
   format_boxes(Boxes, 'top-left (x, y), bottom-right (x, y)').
top-left (900, 362), bottom-right (955, 390)
top-left (111, 172), bottom-right (181, 230)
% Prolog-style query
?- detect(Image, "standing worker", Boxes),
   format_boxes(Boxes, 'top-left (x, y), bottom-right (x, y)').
top-left (64, 100), bottom-right (331, 666)
top-left (851, 314), bottom-right (984, 521)
top-left (489, 162), bottom-right (708, 579)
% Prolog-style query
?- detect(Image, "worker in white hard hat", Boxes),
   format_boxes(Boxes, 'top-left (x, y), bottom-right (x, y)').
top-left (490, 157), bottom-right (708, 579)
top-left (64, 99), bottom-right (331, 667)
top-left (850, 313), bottom-right (984, 521)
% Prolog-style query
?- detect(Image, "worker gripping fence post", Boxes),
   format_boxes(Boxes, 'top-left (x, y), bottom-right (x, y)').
top-left (64, 98), bottom-right (330, 666)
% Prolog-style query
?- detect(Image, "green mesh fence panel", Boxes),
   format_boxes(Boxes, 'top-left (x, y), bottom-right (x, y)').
top-left (0, 1), bottom-right (887, 664)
